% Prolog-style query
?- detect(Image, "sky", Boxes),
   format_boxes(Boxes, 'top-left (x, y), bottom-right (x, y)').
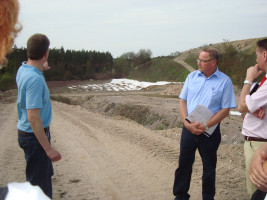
top-left (15, 0), bottom-right (267, 58)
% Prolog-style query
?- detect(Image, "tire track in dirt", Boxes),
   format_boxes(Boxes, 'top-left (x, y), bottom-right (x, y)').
top-left (52, 101), bottom-right (177, 200)
top-left (55, 102), bottom-right (181, 164)
top-left (54, 101), bottom-right (247, 200)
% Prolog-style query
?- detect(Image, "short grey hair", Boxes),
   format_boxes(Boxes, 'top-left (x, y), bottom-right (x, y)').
top-left (201, 47), bottom-right (220, 64)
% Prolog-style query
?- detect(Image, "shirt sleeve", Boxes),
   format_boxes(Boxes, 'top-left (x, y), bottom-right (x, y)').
top-left (25, 75), bottom-right (43, 109)
top-left (221, 78), bottom-right (237, 109)
top-left (179, 75), bottom-right (189, 100)
top-left (246, 83), bottom-right (267, 113)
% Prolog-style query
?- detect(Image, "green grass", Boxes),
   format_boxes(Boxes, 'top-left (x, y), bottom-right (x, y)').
top-left (128, 57), bottom-right (190, 82)
top-left (184, 55), bottom-right (198, 70)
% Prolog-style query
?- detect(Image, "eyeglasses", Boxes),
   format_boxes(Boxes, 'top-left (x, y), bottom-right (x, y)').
top-left (196, 59), bottom-right (215, 63)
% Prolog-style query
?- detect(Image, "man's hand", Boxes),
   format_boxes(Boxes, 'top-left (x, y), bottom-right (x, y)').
top-left (238, 65), bottom-right (263, 113)
top-left (184, 121), bottom-right (205, 135)
top-left (250, 149), bottom-right (267, 191)
top-left (43, 61), bottom-right (51, 71)
top-left (246, 64), bottom-right (264, 82)
top-left (46, 148), bottom-right (62, 162)
top-left (253, 107), bottom-right (266, 119)
top-left (27, 109), bottom-right (61, 162)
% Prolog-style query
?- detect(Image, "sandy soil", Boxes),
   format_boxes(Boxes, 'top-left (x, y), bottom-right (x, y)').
top-left (0, 83), bottom-right (249, 200)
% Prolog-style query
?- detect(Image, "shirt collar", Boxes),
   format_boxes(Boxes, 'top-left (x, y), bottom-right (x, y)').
top-left (197, 67), bottom-right (220, 79)
top-left (22, 61), bottom-right (43, 75)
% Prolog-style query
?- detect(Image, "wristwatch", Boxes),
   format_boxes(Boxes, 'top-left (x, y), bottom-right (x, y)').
top-left (204, 122), bottom-right (208, 130)
top-left (244, 80), bottom-right (253, 85)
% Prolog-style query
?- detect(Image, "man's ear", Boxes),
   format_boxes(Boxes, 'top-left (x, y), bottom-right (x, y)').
top-left (46, 50), bottom-right (49, 57)
top-left (213, 59), bottom-right (218, 66)
top-left (43, 50), bottom-right (49, 60)
top-left (264, 51), bottom-right (267, 61)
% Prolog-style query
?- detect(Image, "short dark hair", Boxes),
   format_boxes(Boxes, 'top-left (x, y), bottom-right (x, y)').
top-left (201, 47), bottom-right (220, 64)
top-left (257, 38), bottom-right (267, 51)
top-left (27, 34), bottom-right (50, 60)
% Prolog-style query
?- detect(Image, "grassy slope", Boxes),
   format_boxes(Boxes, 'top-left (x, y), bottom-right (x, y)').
top-left (128, 57), bottom-right (189, 82)
top-left (126, 37), bottom-right (267, 85)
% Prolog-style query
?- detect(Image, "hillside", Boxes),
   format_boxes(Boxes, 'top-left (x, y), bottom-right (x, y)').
top-left (178, 38), bottom-right (259, 60)
top-left (176, 37), bottom-right (266, 87)
top-left (123, 37), bottom-right (266, 88)
top-left (127, 57), bottom-right (190, 82)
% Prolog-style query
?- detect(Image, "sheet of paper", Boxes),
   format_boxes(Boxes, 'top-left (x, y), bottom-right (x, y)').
top-left (186, 105), bottom-right (218, 136)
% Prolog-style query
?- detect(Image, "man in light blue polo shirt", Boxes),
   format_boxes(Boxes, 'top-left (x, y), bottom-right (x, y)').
top-left (173, 47), bottom-right (236, 200)
top-left (17, 62), bottom-right (52, 133)
top-left (16, 34), bottom-right (61, 199)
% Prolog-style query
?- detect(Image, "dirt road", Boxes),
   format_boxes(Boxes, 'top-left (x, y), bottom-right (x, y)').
top-left (174, 57), bottom-right (195, 72)
top-left (0, 87), bottom-right (248, 200)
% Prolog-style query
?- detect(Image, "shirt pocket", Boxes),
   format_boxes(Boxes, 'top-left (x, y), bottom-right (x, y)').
top-left (187, 84), bottom-right (198, 100)
top-left (211, 89), bottom-right (223, 104)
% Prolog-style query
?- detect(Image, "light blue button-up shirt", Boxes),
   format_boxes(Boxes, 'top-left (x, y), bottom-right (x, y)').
top-left (16, 62), bottom-right (52, 132)
top-left (179, 68), bottom-right (237, 115)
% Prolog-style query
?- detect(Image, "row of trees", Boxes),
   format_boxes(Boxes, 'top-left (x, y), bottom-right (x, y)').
top-left (113, 49), bottom-right (152, 76)
top-left (0, 41), bottom-right (259, 91)
top-left (46, 47), bottom-right (113, 80)
top-left (0, 47), bottom-right (153, 91)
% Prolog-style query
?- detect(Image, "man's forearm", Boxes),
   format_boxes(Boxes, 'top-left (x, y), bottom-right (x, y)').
top-left (238, 84), bottom-right (251, 113)
top-left (179, 99), bottom-right (188, 124)
top-left (238, 64), bottom-right (264, 113)
top-left (27, 109), bottom-right (52, 153)
top-left (207, 108), bottom-right (230, 128)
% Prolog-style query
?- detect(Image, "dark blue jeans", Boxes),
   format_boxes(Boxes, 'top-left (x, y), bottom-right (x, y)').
top-left (18, 129), bottom-right (54, 199)
top-left (250, 189), bottom-right (266, 200)
top-left (173, 124), bottom-right (221, 200)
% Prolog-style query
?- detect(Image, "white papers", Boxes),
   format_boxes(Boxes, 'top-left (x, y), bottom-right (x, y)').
top-left (6, 182), bottom-right (51, 200)
top-left (186, 105), bottom-right (218, 137)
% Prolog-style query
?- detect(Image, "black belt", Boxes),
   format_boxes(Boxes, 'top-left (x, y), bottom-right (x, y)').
top-left (18, 127), bottom-right (50, 135)
top-left (244, 136), bottom-right (267, 142)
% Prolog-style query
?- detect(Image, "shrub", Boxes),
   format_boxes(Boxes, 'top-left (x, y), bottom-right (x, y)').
top-left (0, 72), bottom-right (14, 91)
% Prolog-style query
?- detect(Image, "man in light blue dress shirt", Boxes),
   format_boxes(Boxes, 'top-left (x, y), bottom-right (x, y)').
top-left (173, 47), bottom-right (236, 200)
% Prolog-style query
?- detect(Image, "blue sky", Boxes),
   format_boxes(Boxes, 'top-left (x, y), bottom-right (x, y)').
top-left (15, 0), bottom-right (267, 58)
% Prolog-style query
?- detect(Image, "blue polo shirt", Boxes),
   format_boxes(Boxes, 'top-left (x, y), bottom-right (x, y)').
top-left (179, 68), bottom-right (237, 115)
top-left (16, 62), bottom-right (52, 132)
